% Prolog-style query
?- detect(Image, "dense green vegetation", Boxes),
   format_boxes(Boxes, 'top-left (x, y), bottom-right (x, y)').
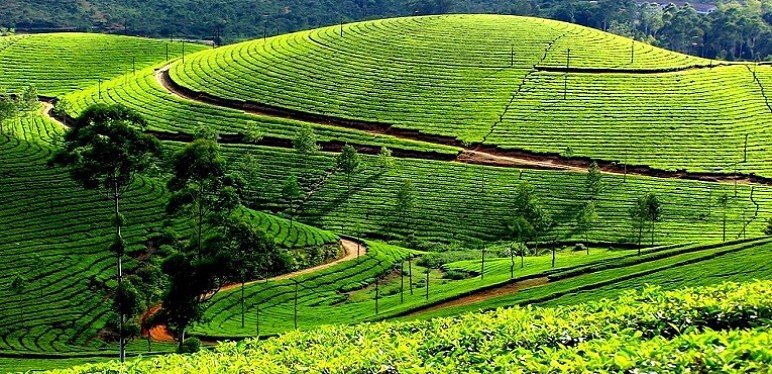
top-left (409, 237), bottom-right (772, 319)
top-left (0, 110), bottom-right (339, 358)
top-left (48, 281), bottom-right (772, 373)
top-left (0, 33), bottom-right (205, 96)
top-left (3, 1), bottom-right (770, 62)
top-left (2, 14), bottom-right (772, 372)
top-left (61, 67), bottom-right (458, 155)
top-left (165, 15), bottom-right (772, 177)
top-left (215, 143), bottom-right (771, 245)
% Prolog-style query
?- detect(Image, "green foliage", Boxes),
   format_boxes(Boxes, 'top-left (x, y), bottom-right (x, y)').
top-left (292, 124), bottom-right (319, 157)
top-left (49, 103), bottom-right (161, 192)
top-left (50, 281), bottom-right (772, 373)
top-left (178, 338), bottom-right (201, 354)
top-left (281, 175), bottom-right (302, 221)
top-left (764, 217), bottom-right (772, 236)
top-left (166, 135), bottom-right (242, 254)
top-left (586, 161), bottom-right (602, 197)
top-left (377, 146), bottom-right (394, 170)
top-left (0, 33), bottom-right (205, 96)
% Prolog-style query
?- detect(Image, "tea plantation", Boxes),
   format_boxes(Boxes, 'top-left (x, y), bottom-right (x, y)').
top-left (0, 13), bottom-right (771, 373)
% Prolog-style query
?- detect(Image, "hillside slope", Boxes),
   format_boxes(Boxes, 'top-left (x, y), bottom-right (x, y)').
top-left (0, 33), bottom-right (206, 96)
top-left (48, 280), bottom-right (772, 373)
top-left (166, 14), bottom-right (772, 177)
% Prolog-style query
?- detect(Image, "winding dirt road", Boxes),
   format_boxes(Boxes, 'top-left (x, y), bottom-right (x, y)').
top-left (405, 277), bottom-right (549, 317)
top-left (144, 239), bottom-right (366, 343)
top-left (150, 65), bottom-right (769, 186)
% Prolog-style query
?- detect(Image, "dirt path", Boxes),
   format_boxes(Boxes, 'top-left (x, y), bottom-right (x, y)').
top-left (220, 238), bottom-right (366, 292)
top-left (150, 65), bottom-right (772, 186)
top-left (405, 277), bottom-right (549, 317)
top-left (143, 238), bottom-right (366, 343)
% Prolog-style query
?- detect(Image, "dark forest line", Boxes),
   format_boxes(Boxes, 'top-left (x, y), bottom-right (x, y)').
top-left (1, 0), bottom-right (770, 61)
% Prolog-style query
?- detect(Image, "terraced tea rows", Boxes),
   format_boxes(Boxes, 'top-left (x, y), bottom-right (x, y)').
top-left (413, 237), bottom-right (772, 319)
top-left (0, 119), bottom-right (171, 354)
top-left (168, 15), bottom-right (708, 143)
top-left (162, 15), bottom-right (772, 178)
top-left (219, 143), bottom-right (771, 245)
top-left (0, 33), bottom-right (206, 96)
top-left (0, 111), bottom-right (340, 356)
top-left (193, 241), bottom-right (408, 337)
top-left (62, 67), bottom-right (458, 155)
top-left (50, 281), bottom-right (772, 373)
top-left (486, 65), bottom-right (772, 176)
top-left (198, 241), bottom-right (712, 337)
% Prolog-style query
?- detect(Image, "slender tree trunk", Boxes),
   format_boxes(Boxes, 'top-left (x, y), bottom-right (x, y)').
top-left (651, 220), bottom-right (655, 246)
top-left (178, 327), bottom-right (186, 351)
top-left (408, 256), bottom-right (413, 295)
top-left (241, 280), bottom-right (246, 328)
top-left (113, 181), bottom-right (126, 363)
top-left (551, 247), bottom-right (555, 268)
top-left (197, 186), bottom-right (204, 259)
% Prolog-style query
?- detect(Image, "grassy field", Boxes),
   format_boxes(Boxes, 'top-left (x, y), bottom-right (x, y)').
top-left (0, 33), bottom-right (206, 96)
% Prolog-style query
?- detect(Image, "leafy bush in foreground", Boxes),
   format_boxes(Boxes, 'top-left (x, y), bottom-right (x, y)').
top-left (50, 281), bottom-right (772, 373)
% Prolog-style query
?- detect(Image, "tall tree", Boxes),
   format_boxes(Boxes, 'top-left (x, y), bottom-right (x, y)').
top-left (575, 200), bottom-right (597, 251)
top-left (586, 161), bottom-right (602, 198)
top-left (49, 103), bottom-right (160, 362)
top-left (645, 192), bottom-right (663, 245)
top-left (336, 144), bottom-right (361, 196)
top-left (160, 248), bottom-right (231, 351)
top-left (166, 129), bottom-right (241, 257)
top-left (217, 218), bottom-right (283, 329)
top-left (509, 182), bottom-right (553, 256)
top-left (293, 124), bottom-right (319, 174)
top-left (281, 175), bottom-right (303, 227)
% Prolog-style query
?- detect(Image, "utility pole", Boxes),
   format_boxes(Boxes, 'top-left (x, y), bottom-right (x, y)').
top-left (631, 40), bottom-right (635, 64)
top-left (132, 57), bottom-right (135, 75)
top-left (424, 269), bottom-right (429, 301)
top-left (255, 302), bottom-right (260, 337)
top-left (293, 280), bottom-right (298, 329)
top-left (510, 245), bottom-right (515, 279)
top-left (400, 262), bottom-right (405, 303)
top-left (340, 17), bottom-right (344, 37)
top-left (744, 134), bottom-right (749, 163)
top-left (98, 79), bottom-right (102, 100)
top-left (182, 41), bottom-right (186, 63)
top-left (564, 49), bottom-right (571, 100)
top-left (480, 247), bottom-right (485, 279)
top-left (375, 277), bottom-right (379, 315)
top-left (408, 255), bottom-right (413, 295)
top-left (511, 44), bottom-right (514, 67)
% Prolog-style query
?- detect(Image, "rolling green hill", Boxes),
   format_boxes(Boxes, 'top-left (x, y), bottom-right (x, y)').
top-left (0, 108), bottom-right (340, 366)
top-left (2, 16), bottom-right (772, 373)
top-left (0, 33), bottom-right (206, 96)
top-left (165, 15), bottom-right (772, 177)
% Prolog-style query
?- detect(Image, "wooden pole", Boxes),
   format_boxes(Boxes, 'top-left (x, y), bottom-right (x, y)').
top-left (293, 281), bottom-right (298, 329)
top-left (400, 261), bottom-right (404, 303)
